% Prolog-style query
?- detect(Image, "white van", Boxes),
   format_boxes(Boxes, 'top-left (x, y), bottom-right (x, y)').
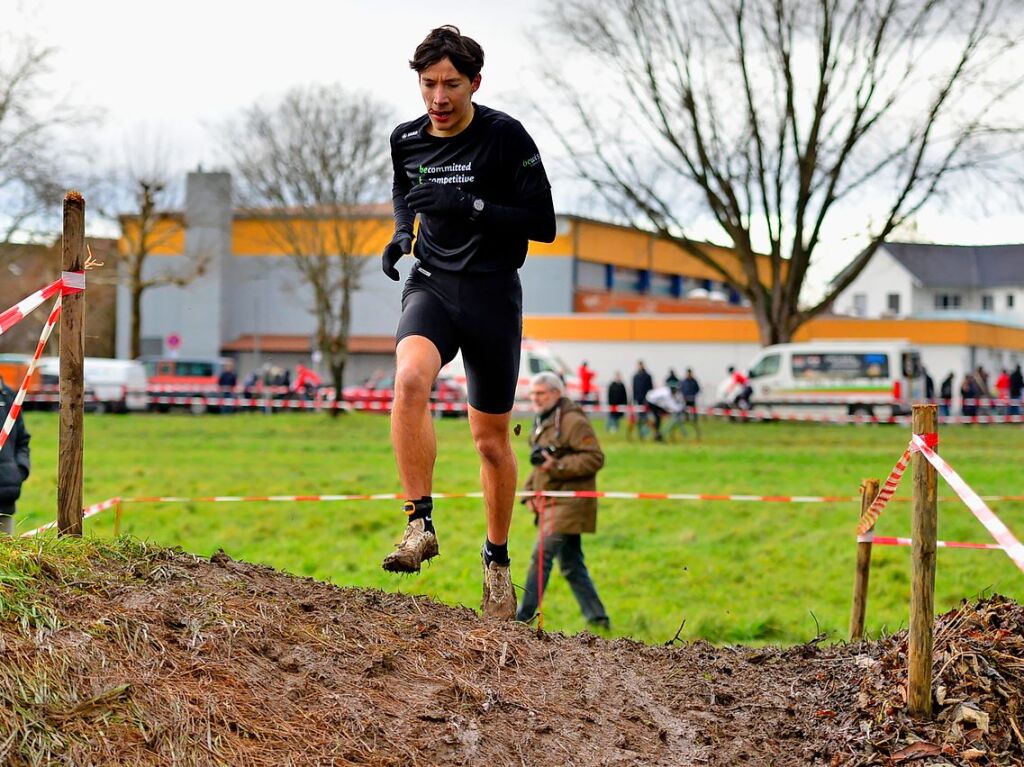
top-left (741, 341), bottom-right (924, 417)
top-left (37, 357), bottom-right (149, 413)
top-left (439, 340), bottom-right (582, 404)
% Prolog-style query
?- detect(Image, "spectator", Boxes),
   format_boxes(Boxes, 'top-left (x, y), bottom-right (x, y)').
top-left (0, 377), bottom-right (30, 536)
top-left (645, 384), bottom-right (685, 443)
top-left (680, 368), bottom-right (702, 437)
top-left (293, 363), bottom-right (323, 400)
top-left (973, 366), bottom-right (991, 413)
top-left (577, 360), bottom-right (597, 405)
top-left (606, 372), bottom-right (628, 432)
top-left (939, 372), bottom-right (954, 417)
top-left (995, 368), bottom-right (1011, 413)
top-left (923, 367), bottom-right (934, 401)
top-left (961, 375), bottom-right (979, 417)
top-left (665, 368), bottom-right (680, 392)
top-left (1009, 365), bottom-right (1023, 417)
top-left (217, 360), bottom-right (238, 413)
top-left (631, 361), bottom-right (654, 440)
top-left (517, 372), bottom-right (609, 631)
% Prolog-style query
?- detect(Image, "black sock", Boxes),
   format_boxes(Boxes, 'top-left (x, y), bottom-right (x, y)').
top-left (483, 539), bottom-right (509, 567)
top-left (404, 497), bottom-right (434, 534)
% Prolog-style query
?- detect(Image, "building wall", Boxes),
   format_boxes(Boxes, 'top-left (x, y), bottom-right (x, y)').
top-left (834, 248), bottom-right (916, 318)
top-left (524, 314), bottom-right (1024, 402)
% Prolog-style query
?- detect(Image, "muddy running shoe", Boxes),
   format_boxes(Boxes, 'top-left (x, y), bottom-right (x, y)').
top-left (381, 518), bottom-right (438, 573)
top-left (481, 554), bottom-right (516, 620)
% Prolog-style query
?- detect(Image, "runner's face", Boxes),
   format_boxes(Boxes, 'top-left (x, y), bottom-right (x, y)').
top-left (419, 58), bottom-right (480, 137)
top-left (528, 385), bottom-right (560, 414)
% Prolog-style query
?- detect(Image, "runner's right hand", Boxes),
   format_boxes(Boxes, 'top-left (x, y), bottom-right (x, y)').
top-left (381, 231), bottom-right (413, 281)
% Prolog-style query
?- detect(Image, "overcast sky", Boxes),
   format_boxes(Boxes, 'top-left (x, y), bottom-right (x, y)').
top-left (8, 0), bottom-right (1023, 293)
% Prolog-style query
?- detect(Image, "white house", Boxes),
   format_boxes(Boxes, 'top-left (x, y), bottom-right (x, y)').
top-left (834, 242), bottom-right (1024, 319)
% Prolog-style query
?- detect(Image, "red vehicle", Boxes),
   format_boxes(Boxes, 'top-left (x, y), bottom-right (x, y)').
top-left (140, 357), bottom-right (227, 389)
top-left (341, 374), bottom-right (465, 415)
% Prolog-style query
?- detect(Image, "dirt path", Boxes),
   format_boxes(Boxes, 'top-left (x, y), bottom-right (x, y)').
top-left (0, 544), bottom-right (1018, 766)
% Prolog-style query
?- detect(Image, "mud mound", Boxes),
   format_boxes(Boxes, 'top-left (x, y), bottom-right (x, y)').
top-left (0, 539), bottom-right (1020, 766)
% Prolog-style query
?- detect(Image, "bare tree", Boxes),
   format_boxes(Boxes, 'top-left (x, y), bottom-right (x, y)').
top-left (543, 0), bottom-right (1024, 344)
top-left (0, 34), bottom-right (69, 254)
top-left (105, 137), bottom-right (207, 359)
top-left (222, 85), bottom-right (392, 402)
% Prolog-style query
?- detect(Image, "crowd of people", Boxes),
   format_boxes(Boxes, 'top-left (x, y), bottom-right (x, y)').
top-left (933, 365), bottom-right (1024, 417)
top-left (576, 360), bottom-right (703, 442)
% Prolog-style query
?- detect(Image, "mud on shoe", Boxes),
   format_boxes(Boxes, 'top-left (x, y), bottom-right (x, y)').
top-left (382, 518), bottom-right (439, 573)
top-left (481, 555), bottom-right (516, 620)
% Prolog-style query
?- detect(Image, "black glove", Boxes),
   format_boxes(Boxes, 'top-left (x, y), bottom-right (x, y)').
top-left (381, 231), bottom-right (412, 281)
top-left (405, 182), bottom-right (473, 217)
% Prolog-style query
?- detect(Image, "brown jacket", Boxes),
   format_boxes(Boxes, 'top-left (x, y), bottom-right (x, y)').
top-left (523, 397), bottom-right (605, 535)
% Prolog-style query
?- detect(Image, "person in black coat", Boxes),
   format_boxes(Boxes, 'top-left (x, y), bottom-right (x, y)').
top-left (606, 372), bottom-right (628, 432)
top-left (1009, 365), bottom-right (1023, 416)
top-left (939, 372), bottom-right (954, 417)
top-left (0, 379), bottom-right (31, 535)
top-left (961, 375), bottom-right (979, 417)
top-left (631, 361), bottom-right (654, 440)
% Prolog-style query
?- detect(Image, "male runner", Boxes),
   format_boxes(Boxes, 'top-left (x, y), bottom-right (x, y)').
top-left (380, 25), bottom-right (555, 620)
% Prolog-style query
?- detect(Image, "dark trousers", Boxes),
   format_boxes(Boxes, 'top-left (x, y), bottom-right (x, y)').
top-left (516, 533), bottom-right (608, 624)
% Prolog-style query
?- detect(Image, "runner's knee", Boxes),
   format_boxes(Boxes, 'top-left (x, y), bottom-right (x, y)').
top-left (394, 364), bottom-right (434, 402)
top-left (473, 431), bottom-right (511, 466)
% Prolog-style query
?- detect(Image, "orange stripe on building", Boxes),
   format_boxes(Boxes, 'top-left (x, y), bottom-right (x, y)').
top-left (523, 314), bottom-right (1024, 351)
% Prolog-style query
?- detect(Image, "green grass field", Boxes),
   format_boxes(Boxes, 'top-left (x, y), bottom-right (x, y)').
top-left (11, 411), bottom-right (1023, 645)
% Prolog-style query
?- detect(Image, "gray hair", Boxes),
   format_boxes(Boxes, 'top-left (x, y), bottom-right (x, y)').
top-left (530, 371), bottom-right (564, 393)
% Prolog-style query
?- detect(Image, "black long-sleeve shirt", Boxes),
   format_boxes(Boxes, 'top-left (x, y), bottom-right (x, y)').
top-left (390, 104), bottom-right (554, 273)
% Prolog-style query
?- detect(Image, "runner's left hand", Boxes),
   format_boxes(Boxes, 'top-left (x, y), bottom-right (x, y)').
top-left (406, 182), bottom-right (473, 217)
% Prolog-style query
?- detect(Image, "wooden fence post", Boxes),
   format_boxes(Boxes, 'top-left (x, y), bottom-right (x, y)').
top-left (850, 478), bottom-right (880, 641)
top-left (58, 191), bottom-right (85, 537)
top-left (908, 404), bottom-right (938, 717)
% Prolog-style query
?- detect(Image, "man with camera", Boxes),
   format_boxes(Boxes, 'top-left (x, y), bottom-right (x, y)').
top-left (517, 372), bottom-right (610, 630)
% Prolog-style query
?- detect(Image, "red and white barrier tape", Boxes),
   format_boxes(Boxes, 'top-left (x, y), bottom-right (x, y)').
top-left (855, 443), bottom-right (918, 535)
top-left (909, 433), bottom-right (1024, 573)
top-left (859, 533), bottom-right (1004, 551)
top-left (0, 272), bottom-right (84, 337)
top-left (20, 497), bottom-right (120, 538)
top-left (111, 490), bottom-right (887, 504)
top-left (20, 488), bottom-right (1013, 562)
top-left (0, 298), bottom-right (62, 451)
top-left (0, 272), bottom-right (86, 450)
top-left (88, 490), bottom-right (1024, 505)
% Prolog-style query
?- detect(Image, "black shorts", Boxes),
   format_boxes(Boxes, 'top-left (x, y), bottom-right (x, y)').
top-left (396, 263), bottom-right (522, 414)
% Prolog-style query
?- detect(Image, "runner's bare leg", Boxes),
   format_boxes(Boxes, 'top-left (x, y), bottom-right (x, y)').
top-left (468, 406), bottom-right (516, 545)
top-left (391, 335), bottom-right (441, 499)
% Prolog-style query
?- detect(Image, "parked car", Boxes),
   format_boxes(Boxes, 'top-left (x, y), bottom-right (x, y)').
top-left (341, 374), bottom-right (466, 416)
top-left (0, 353), bottom-right (39, 396)
top-left (36, 357), bottom-right (149, 413)
top-left (439, 339), bottom-right (583, 404)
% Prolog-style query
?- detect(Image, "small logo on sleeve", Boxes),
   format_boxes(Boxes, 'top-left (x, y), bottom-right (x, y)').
top-left (522, 153), bottom-right (542, 168)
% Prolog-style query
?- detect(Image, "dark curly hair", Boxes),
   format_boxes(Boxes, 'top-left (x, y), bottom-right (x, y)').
top-left (409, 25), bottom-right (485, 80)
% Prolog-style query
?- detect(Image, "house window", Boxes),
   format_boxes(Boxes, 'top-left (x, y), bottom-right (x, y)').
top-left (1009, 294), bottom-right (1016, 310)
top-left (886, 293), bottom-right (900, 315)
top-left (852, 293), bottom-right (867, 317)
top-left (934, 293), bottom-right (961, 310)
top-left (982, 294), bottom-right (994, 312)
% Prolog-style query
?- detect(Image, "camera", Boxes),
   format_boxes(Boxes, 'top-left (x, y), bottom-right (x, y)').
top-left (530, 445), bottom-right (558, 466)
